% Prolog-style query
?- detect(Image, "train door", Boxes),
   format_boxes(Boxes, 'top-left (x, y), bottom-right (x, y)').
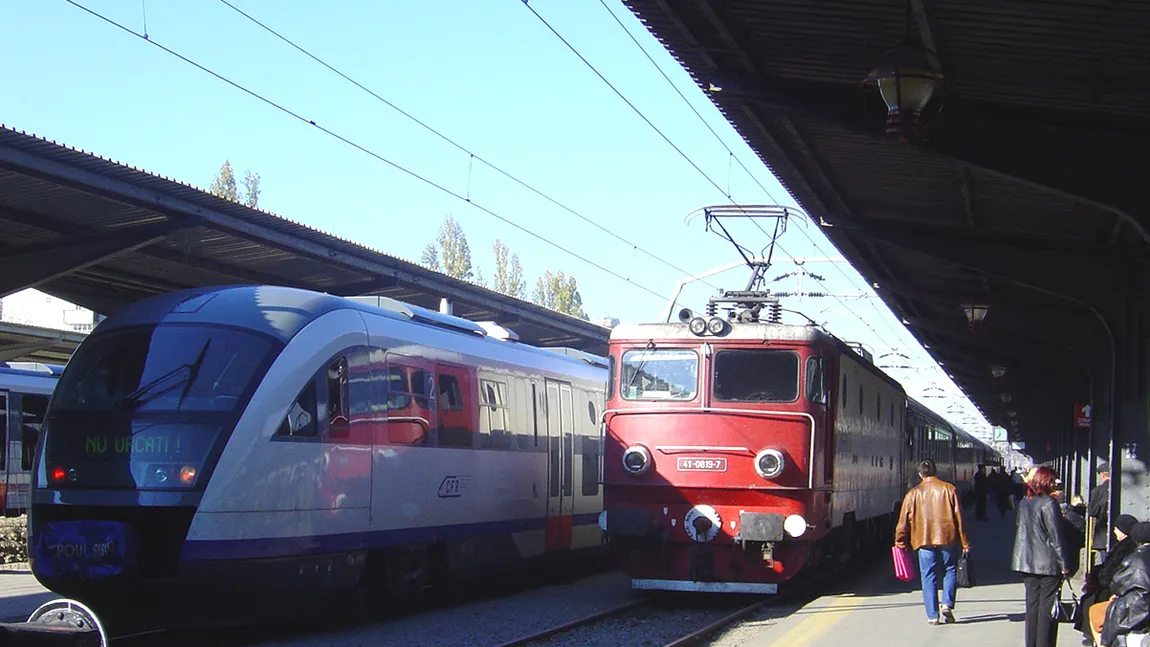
top-left (0, 391), bottom-right (7, 513)
top-left (545, 379), bottom-right (574, 551)
top-left (805, 354), bottom-right (830, 488)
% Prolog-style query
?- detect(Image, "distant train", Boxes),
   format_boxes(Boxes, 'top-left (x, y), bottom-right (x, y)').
top-left (600, 290), bottom-right (1002, 594)
top-left (27, 285), bottom-right (608, 628)
top-left (1, 362), bottom-right (62, 517)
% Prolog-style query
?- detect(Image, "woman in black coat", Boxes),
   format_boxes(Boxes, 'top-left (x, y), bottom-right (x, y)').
top-left (1100, 522), bottom-right (1150, 647)
top-left (1079, 514), bottom-right (1139, 645)
top-left (1013, 466), bottom-right (1071, 647)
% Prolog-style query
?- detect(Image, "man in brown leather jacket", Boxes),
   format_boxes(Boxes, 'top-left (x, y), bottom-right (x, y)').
top-left (895, 459), bottom-right (972, 625)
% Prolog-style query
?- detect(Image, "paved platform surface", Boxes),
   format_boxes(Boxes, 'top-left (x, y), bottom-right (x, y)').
top-left (0, 567), bottom-right (56, 623)
top-left (740, 510), bottom-right (1088, 647)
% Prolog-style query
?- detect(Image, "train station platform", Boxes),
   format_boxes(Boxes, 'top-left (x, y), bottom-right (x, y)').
top-left (746, 509), bottom-right (1087, 647)
top-left (0, 567), bottom-right (55, 624)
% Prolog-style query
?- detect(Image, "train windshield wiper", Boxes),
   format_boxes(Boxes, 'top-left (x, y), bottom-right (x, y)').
top-left (116, 339), bottom-right (211, 410)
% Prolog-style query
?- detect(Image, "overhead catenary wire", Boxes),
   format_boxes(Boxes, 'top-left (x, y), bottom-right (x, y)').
top-left (63, 0), bottom-right (673, 307)
top-left (581, 1), bottom-right (973, 412)
top-left (590, 0), bottom-right (936, 348)
top-left (216, 0), bottom-right (722, 294)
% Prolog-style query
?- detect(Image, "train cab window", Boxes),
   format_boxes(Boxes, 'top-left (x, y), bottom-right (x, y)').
top-left (620, 349), bottom-right (697, 401)
top-left (713, 350), bottom-right (798, 402)
top-left (21, 394), bottom-right (49, 470)
top-left (326, 356), bottom-right (350, 439)
top-left (841, 375), bottom-right (848, 408)
top-left (876, 394), bottom-right (881, 422)
top-left (805, 356), bottom-right (826, 404)
top-left (858, 385), bottom-right (864, 415)
top-left (276, 377), bottom-right (319, 438)
top-left (0, 393), bottom-right (6, 470)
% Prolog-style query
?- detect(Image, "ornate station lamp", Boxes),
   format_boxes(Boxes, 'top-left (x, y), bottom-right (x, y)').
top-left (862, 2), bottom-right (945, 142)
top-left (961, 303), bottom-right (989, 333)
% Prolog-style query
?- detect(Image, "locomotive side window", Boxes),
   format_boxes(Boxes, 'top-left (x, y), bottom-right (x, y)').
top-left (841, 375), bottom-right (848, 408)
top-left (606, 355), bottom-right (616, 400)
top-left (805, 357), bottom-right (826, 404)
top-left (326, 356), bottom-right (350, 439)
top-left (713, 350), bottom-right (798, 402)
top-left (620, 349), bottom-right (698, 401)
top-left (858, 384), bottom-right (864, 415)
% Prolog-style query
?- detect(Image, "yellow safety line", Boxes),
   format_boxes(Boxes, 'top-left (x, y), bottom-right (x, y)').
top-left (761, 594), bottom-right (861, 647)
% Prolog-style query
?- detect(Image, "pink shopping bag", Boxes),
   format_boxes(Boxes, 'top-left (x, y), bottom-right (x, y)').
top-left (892, 545), bottom-right (915, 581)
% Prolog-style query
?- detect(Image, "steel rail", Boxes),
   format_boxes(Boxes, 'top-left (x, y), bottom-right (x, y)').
top-left (489, 600), bottom-right (648, 647)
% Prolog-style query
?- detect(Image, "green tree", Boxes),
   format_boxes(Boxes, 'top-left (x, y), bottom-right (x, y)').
top-left (532, 270), bottom-right (588, 320)
top-left (420, 243), bottom-right (440, 271)
top-left (243, 169), bottom-right (261, 208)
top-left (210, 160), bottom-right (261, 208)
top-left (492, 239), bottom-right (526, 299)
top-left (432, 214), bottom-right (473, 281)
top-left (209, 160), bottom-right (237, 201)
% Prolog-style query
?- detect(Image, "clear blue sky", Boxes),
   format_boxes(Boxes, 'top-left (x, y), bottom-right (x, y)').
top-left (1, 0), bottom-right (1006, 443)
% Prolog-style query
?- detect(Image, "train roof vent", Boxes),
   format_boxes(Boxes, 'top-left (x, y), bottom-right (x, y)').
top-left (476, 321), bottom-right (520, 341)
top-left (551, 347), bottom-right (609, 368)
top-left (347, 296), bottom-right (487, 337)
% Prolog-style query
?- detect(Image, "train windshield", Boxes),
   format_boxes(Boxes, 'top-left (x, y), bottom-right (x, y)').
top-left (620, 349), bottom-right (698, 400)
top-left (42, 324), bottom-right (281, 490)
top-left (713, 349), bottom-right (799, 403)
top-left (51, 324), bottom-right (278, 413)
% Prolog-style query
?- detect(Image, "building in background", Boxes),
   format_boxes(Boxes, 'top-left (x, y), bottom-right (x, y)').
top-left (0, 288), bottom-right (103, 333)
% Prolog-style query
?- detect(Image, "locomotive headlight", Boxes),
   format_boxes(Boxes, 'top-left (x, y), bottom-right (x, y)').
top-left (707, 317), bottom-right (727, 335)
top-left (784, 514), bottom-right (807, 538)
top-left (688, 317), bottom-right (707, 336)
top-left (754, 449), bottom-right (785, 479)
top-left (622, 445), bottom-right (652, 475)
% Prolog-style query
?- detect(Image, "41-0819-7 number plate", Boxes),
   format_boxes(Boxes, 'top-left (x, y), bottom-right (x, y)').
top-left (676, 457), bottom-right (727, 472)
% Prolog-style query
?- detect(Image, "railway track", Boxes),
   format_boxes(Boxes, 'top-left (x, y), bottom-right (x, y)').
top-left (485, 543), bottom-right (887, 647)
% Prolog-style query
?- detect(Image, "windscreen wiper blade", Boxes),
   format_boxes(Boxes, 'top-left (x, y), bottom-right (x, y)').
top-left (116, 364), bottom-right (191, 410)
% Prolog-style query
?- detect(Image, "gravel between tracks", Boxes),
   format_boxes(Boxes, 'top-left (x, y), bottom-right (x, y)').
top-left (152, 570), bottom-right (641, 647)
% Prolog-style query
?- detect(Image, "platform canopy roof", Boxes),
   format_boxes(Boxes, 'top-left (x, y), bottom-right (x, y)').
top-left (622, 0), bottom-right (1150, 461)
top-left (0, 126), bottom-right (610, 356)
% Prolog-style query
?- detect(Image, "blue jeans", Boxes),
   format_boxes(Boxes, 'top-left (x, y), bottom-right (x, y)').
top-left (917, 545), bottom-right (958, 619)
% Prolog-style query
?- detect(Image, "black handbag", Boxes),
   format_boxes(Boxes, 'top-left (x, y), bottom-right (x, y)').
top-left (1053, 578), bottom-right (1080, 624)
top-left (957, 551), bottom-right (976, 588)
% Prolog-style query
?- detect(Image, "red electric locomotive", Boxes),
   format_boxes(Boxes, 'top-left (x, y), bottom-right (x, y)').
top-left (600, 290), bottom-right (909, 594)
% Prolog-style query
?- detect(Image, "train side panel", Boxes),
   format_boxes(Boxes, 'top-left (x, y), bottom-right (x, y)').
top-left (828, 351), bottom-right (906, 528)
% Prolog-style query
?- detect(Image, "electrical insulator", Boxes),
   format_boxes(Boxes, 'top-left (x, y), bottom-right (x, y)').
top-left (768, 302), bottom-right (782, 323)
top-left (706, 301), bottom-right (717, 317)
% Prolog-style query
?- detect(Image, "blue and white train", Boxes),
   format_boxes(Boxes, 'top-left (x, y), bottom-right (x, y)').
top-left (27, 285), bottom-right (608, 627)
top-left (1, 362), bottom-right (62, 517)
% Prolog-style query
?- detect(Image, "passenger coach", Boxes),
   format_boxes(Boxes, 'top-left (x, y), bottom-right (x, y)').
top-left (27, 285), bottom-right (607, 628)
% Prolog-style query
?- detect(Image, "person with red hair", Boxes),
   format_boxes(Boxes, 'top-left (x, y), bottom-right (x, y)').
top-left (1013, 466), bottom-right (1072, 647)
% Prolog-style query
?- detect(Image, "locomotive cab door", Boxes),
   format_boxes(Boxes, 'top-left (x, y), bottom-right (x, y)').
top-left (544, 379), bottom-right (574, 551)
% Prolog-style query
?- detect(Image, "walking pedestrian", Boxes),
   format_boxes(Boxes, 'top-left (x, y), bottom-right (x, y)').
top-left (894, 459), bottom-right (972, 625)
top-left (1013, 466), bottom-right (1071, 647)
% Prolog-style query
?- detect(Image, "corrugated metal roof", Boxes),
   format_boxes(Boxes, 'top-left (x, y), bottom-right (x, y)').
top-left (622, 0), bottom-right (1149, 459)
top-left (0, 125), bottom-right (610, 355)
